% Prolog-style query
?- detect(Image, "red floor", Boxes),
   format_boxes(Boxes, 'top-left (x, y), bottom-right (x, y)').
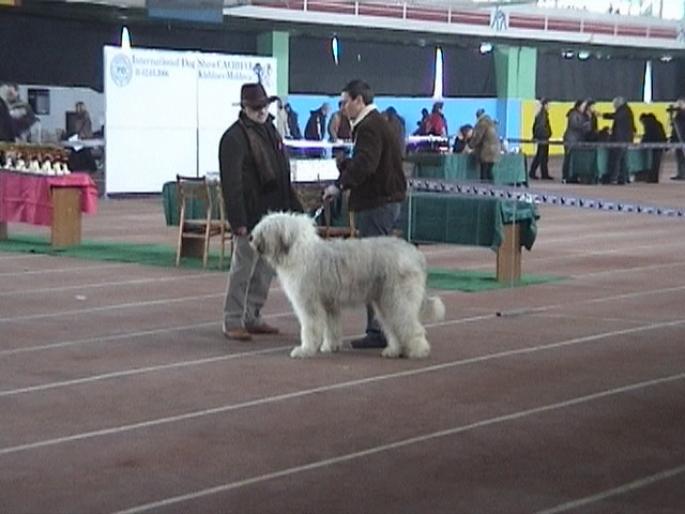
top-left (1, 162), bottom-right (685, 513)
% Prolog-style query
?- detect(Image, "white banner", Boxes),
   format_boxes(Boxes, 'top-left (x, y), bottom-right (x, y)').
top-left (104, 46), bottom-right (276, 194)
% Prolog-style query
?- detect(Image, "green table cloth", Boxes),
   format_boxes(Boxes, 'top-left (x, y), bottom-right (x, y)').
top-left (568, 148), bottom-right (652, 183)
top-left (407, 153), bottom-right (528, 186)
top-left (399, 192), bottom-right (539, 250)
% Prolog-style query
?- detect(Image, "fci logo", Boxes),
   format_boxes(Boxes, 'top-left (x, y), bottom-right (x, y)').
top-left (110, 54), bottom-right (133, 87)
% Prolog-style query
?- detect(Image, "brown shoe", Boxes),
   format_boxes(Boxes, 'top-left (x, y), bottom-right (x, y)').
top-left (245, 322), bottom-right (280, 335)
top-left (223, 327), bottom-right (253, 341)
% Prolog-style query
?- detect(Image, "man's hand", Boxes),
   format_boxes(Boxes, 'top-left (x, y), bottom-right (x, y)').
top-left (322, 185), bottom-right (340, 201)
top-left (234, 226), bottom-right (248, 236)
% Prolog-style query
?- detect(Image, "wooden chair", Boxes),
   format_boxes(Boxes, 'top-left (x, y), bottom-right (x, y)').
top-left (317, 190), bottom-right (357, 239)
top-left (175, 174), bottom-right (232, 268)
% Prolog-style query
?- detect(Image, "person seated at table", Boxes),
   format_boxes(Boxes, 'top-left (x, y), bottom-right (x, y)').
top-left (73, 101), bottom-right (93, 140)
top-left (639, 113), bottom-right (666, 183)
top-left (469, 109), bottom-right (501, 181)
top-left (452, 124), bottom-right (473, 154)
top-left (9, 89), bottom-right (41, 144)
top-left (0, 82), bottom-right (19, 143)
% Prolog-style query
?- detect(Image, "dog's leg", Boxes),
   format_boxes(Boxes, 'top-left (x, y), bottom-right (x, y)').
top-left (290, 303), bottom-right (325, 359)
top-left (321, 309), bottom-right (342, 353)
top-left (372, 302), bottom-right (402, 359)
top-left (381, 289), bottom-right (431, 359)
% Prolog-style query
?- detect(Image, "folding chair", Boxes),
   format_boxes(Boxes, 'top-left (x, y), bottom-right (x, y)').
top-left (175, 174), bottom-right (232, 268)
top-left (317, 190), bottom-right (357, 239)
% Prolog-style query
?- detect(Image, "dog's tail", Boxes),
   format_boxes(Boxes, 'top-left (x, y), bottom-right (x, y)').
top-left (420, 295), bottom-right (445, 322)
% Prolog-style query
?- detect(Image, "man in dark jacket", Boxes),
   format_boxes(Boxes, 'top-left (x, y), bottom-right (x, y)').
top-left (670, 98), bottom-right (685, 180)
top-left (639, 113), bottom-right (666, 183)
top-left (219, 82), bottom-right (303, 341)
top-left (337, 79), bottom-right (407, 349)
top-left (602, 96), bottom-right (636, 185)
top-left (304, 103), bottom-right (330, 141)
top-left (529, 98), bottom-right (553, 180)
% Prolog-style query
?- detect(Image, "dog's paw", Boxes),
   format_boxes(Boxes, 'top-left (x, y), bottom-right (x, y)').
top-left (381, 346), bottom-right (402, 359)
top-left (320, 340), bottom-right (342, 353)
top-left (290, 346), bottom-right (316, 359)
top-left (405, 339), bottom-right (431, 359)
top-left (406, 346), bottom-right (430, 359)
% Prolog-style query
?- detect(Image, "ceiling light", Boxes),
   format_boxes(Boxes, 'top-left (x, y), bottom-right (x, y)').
top-left (479, 42), bottom-right (492, 54)
top-left (578, 51), bottom-right (590, 60)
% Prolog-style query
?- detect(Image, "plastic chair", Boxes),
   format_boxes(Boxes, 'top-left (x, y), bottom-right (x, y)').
top-left (175, 174), bottom-right (232, 268)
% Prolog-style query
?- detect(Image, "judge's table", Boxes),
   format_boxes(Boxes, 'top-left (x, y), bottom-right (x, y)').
top-left (406, 152), bottom-right (528, 186)
top-left (567, 147), bottom-right (652, 183)
top-left (0, 170), bottom-right (98, 247)
top-left (399, 192), bottom-right (539, 283)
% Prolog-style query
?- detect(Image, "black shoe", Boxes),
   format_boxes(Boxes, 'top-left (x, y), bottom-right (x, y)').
top-left (529, 174), bottom-right (538, 180)
top-left (541, 175), bottom-right (554, 180)
top-left (671, 176), bottom-right (685, 181)
top-left (350, 334), bottom-right (387, 349)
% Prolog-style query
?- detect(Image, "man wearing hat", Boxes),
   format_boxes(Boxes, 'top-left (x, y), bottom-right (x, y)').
top-left (219, 82), bottom-right (303, 341)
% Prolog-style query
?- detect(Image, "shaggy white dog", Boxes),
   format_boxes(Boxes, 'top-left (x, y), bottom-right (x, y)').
top-left (250, 212), bottom-right (445, 359)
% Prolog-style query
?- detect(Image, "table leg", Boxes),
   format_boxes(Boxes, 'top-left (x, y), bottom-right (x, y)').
top-left (496, 223), bottom-right (522, 284)
top-left (51, 188), bottom-right (82, 248)
top-left (0, 221), bottom-right (7, 241)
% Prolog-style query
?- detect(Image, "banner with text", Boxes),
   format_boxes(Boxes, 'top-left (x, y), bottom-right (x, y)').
top-left (104, 46), bottom-right (276, 194)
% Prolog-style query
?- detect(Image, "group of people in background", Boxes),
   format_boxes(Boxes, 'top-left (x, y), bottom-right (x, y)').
top-left (526, 95), bottom-right (685, 185)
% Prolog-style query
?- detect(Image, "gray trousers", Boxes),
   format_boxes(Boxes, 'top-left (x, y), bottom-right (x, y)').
top-left (355, 201), bottom-right (402, 338)
top-left (223, 235), bottom-right (275, 330)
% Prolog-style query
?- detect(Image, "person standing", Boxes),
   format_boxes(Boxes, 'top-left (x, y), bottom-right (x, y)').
top-left (383, 106), bottom-right (406, 158)
top-left (219, 83), bottom-right (303, 341)
top-left (602, 96), bottom-right (636, 185)
top-left (284, 103), bottom-right (302, 140)
top-left (327, 100), bottom-right (352, 141)
top-left (562, 100), bottom-right (591, 182)
top-left (424, 101), bottom-right (448, 137)
top-left (469, 108), bottom-right (501, 181)
top-left (529, 98), bottom-right (553, 180)
top-left (304, 102), bottom-right (330, 141)
top-left (335, 79), bottom-right (407, 349)
top-left (639, 113), bottom-right (666, 183)
top-left (670, 98), bottom-right (685, 181)
top-left (275, 98), bottom-right (290, 139)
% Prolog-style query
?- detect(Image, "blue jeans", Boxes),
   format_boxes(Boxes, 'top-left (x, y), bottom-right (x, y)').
top-left (355, 202), bottom-right (402, 338)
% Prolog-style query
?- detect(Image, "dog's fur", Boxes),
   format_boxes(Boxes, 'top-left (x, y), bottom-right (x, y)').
top-left (250, 212), bottom-right (445, 358)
